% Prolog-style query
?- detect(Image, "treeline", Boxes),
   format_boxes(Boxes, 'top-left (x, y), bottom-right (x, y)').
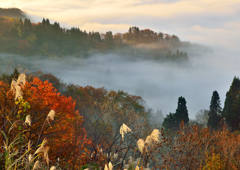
top-left (0, 16), bottom-right (189, 61)
top-left (162, 76), bottom-right (240, 133)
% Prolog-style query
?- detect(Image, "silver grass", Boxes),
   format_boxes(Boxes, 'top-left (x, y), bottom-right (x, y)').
top-left (104, 164), bottom-right (108, 170)
top-left (33, 160), bottom-right (40, 170)
top-left (10, 79), bottom-right (17, 92)
top-left (135, 165), bottom-right (140, 170)
top-left (50, 166), bottom-right (56, 170)
top-left (35, 138), bottom-right (47, 154)
top-left (120, 123), bottom-right (132, 141)
top-left (28, 154), bottom-right (33, 163)
top-left (15, 85), bottom-right (23, 100)
top-left (137, 139), bottom-right (145, 154)
top-left (28, 140), bottom-right (32, 150)
top-left (47, 110), bottom-right (55, 121)
top-left (113, 153), bottom-right (118, 160)
top-left (145, 135), bottom-right (153, 147)
top-left (24, 115), bottom-right (31, 126)
top-left (150, 129), bottom-right (161, 143)
top-left (43, 146), bottom-right (50, 165)
top-left (108, 162), bottom-right (113, 170)
top-left (17, 73), bottom-right (26, 86)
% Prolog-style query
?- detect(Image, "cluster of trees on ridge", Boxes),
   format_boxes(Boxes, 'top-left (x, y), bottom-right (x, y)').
top-left (0, 15), bottom-right (189, 61)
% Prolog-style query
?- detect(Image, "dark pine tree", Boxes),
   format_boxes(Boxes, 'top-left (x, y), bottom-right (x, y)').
top-left (163, 96), bottom-right (189, 130)
top-left (207, 90), bottom-right (222, 130)
top-left (223, 77), bottom-right (240, 131)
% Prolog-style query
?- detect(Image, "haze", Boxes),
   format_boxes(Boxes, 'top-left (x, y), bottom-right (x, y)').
top-left (1, 0), bottom-right (240, 119)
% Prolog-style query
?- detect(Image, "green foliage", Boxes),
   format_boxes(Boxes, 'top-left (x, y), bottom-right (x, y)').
top-left (207, 91), bottom-right (223, 130)
top-left (163, 96), bottom-right (189, 130)
top-left (0, 15), bottom-right (189, 62)
top-left (223, 77), bottom-right (240, 131)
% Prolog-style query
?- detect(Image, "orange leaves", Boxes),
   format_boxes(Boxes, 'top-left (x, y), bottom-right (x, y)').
top-left (0, 76), bottom-right (92, 168)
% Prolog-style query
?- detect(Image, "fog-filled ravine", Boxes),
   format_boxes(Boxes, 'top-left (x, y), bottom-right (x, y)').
top-left (0, 45), bottom-right (238, 119)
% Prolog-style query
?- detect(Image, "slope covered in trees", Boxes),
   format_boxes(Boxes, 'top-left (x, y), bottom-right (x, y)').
top-left (0, 8), bottom-right (198, 62)
top-left (1, 69), bottom-right (240, 169)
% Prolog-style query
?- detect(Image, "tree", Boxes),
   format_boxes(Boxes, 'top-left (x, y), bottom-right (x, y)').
top-left (0, 75), bottom-right (92, 168)
top-left (223, 77), bottom-right (240, 131)
top-left (175, 96), bottom-right (189, 125)
top-left (195, 109), bottom-right (209, 128)
top-left (151, 109), bottom-right (164, 127)
top-left (207, 91), bottom-right (222, 130)
top-left (163, 96), bottom-right (189, 130)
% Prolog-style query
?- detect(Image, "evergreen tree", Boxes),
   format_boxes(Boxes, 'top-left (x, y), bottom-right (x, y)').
top-left (163, 96), bottom-right (189, 130)
top-left (175, 96), bottom-right (189, 125)
top-left (162, 113), bottom-right (177, 130)
top-left (207, 90), bottom-right (222, 130)
top-left (223, 77), bottom-right (240, 131)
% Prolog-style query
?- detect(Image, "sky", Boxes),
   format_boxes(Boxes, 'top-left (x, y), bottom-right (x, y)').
top-left (1, 0), bottom-right (240, 119)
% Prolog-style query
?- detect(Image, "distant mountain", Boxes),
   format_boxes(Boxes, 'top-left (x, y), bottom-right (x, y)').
top-left (0, 8), bottom-right (26, 18)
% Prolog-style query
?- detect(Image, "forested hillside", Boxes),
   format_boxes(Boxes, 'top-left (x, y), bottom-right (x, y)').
top-left (0, 12), bottom-right (191, 62)
top-left (1, 70), bottom-right (240, 169)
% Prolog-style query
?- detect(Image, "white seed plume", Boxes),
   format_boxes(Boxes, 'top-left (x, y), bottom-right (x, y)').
top-left (145, 135), bottom-right (153, 147)
top-left (35, 138), bottom-right (47, 155)
top-left (17, 73), bottom-right (26, 86)
top-left (24, 115), bottom-right (31, 126)
top-left (47, 110), bottom-right (55, 121)
top-left (33, 160), bottom-right (40, 170)
top-left (15, 85), bottom-right (23, 100)
top-left (10, 79), bottom-right (17, 92)
top-left (135, 165), bottom-right (140, 170)
top-left (113, 153), bottom-right (118, 160)
top-left (50, 166), bottom-right (56, 170)
top-left (104, 164), bottom-right (108, 170)
top-left (137, 139), bottom-right (145, 154)
top-left (28, 140), bottom-right (32, 150)
top-left (28, 154), bottom-right (33, 163)
top-left (150, 129), bottom-right (161, 143)
top-left (120, 123), bottom-right (132, 141)
top-left (100, 148), bottom-right (103, 153)
top-left (108, 162), bottom-right (113, 170)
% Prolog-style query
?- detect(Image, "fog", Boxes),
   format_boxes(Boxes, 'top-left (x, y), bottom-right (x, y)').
top-left (0, 45), bottom-right (238, 119)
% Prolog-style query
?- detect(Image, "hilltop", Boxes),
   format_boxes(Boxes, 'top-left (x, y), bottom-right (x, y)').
top-left (0, 8), bottom-right (26, 18)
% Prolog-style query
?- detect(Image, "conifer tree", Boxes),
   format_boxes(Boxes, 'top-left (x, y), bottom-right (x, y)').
top-left (163, 96), bottom-right (189, 130)
top-left (175, 96), bottom-right (189, 125)
top-left (207, 90), bottom-right (222, 130)
top-left (223, 77), bottom-right (240, 131)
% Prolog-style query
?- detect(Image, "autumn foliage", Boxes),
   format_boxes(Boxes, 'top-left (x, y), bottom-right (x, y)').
top-left (0, 76), bottom-right (92, 168)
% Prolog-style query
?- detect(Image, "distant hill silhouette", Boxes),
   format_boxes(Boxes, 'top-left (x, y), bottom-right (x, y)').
top-left (0, 8), bottom-right (26, 18)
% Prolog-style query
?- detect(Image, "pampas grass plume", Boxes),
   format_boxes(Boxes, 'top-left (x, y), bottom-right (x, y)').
top-left (137, 139), bottom-right (145, 154)
top-left (24, 115), bottom-right (31, 126)
top-left (50, 166), bottom-right (56, 170)
top-left (135, 165), bottom-right (140, 170)
top-left (47, 110), bottom-right (55, 121)
top-left (33, 160), bottom-right (40, 170)
top-left (104, 164), bottom-right (108, 170)
top-left (120, 123), bottom-right (132, 141)
top-left (108, 162), bottom-right (113, 170)
top-left (17, 73), bottom-right (26, 86)
top-left (28, 154), bottom-right (33, 163)
top-left (150, 129), bottom-right (161, 143)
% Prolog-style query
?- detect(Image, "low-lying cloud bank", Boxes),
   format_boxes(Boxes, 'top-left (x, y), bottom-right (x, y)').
top-left (0, 44), bottom-right (238, 120)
